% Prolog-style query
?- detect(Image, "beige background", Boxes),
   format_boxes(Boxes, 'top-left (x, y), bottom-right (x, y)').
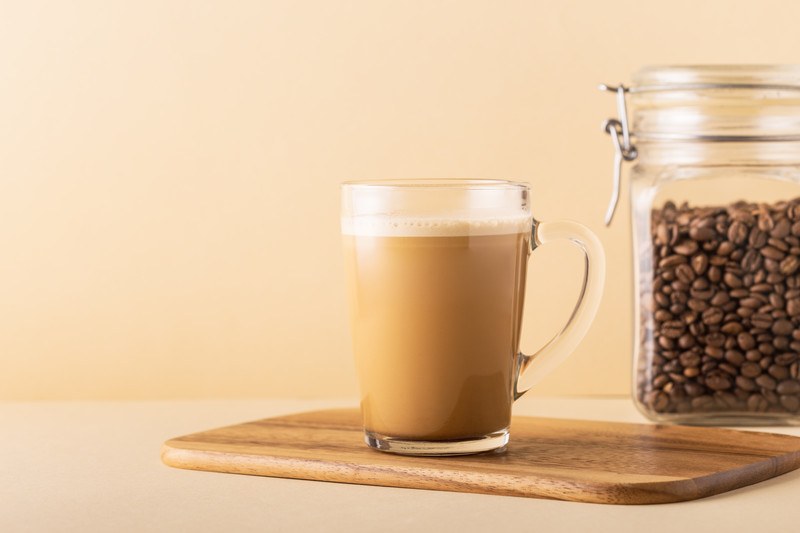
top-left (2, 0), bottom-right (800, 400)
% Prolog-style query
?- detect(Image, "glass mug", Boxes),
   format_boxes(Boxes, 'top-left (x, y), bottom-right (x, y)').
top-left (341, 179), bottom-right (605, 455)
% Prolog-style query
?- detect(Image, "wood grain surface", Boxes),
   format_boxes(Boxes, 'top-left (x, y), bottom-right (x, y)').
top-left (161, 408), bottom-right (800, 504)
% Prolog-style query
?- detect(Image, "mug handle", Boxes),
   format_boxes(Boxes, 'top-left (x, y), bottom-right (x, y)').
top-left (514, 219), bottom-right (606, 400)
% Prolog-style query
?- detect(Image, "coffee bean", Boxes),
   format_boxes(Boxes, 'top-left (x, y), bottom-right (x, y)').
top-left (670, 372), bottom-right (688, 383)
top-left (739, 297), bottom-right (762, 309)
top-left (675, 334), bottom-right (694, 349)
top-left (768, 237), bottom-right (789, 252)
top-left (715, 391), bottom-right (739, 408)
top-left (701, 307), bottom-right (724, 325)
top-left (721, 322), bottom-right (744, 334)
top-left (769, 292), bottom-right (785, 309)
top-left (760, 246), bottom-right (786, 260)
top-left (654, 292), bottom-right (669, 307)
top-left (780, 256), bottom-right (800, 275)
top-left (723, 272), bottom-right (743, 288)
top-left (736, 376), bottom-right (757, 391)
top-left (769, 365), bottom-right (790, 380)
top-left (772, 218), bottom-right (792, 239)
top-left (703, 351), bottom-right (724, 365)
top-left (692, 396), bottom-right (716, 409)
top-left (772, 319), bottom-right (794, 336)
top-left (741, 249), bottom-right (763, 272)
top-left (661, 320), bottom-right (685, 338)
top-left (780, 395), bottom-right (800, 411)
top-left (663, 360), bottom-right (680, 373)
top-left (734, 388), bottom-right (750, 402)
top-left (745, 349), bottom-right (762, 361)
top-left (658, 336), bottom-right (675, 350)
top-left (749, 228), bottom-right (768, 248)
top-left (765, 258), bottom-right (781, 273)
top-left (651, 374), bottom-right (668, 389)
top-left (683, 367), bottom-right (700, 378)
top-left (701, 361), bottom-right (717, 374)
top-left (767, 272), bottom-right (785, 284)
top-left (690, 287), bottom-right (714, 300)
top-left (659, 255), bottom-right (686, 269)
top-left (728, 220), bottom-right (748, 245)
top-left (671, 280), bottom-right (689, 292)
top-left (656, 222), bottom-right (670, 245)
top-left (705, 332), bottom-right (726, 347)
top-left (777, 379), bottom-right (800, 394)
top-left (679, 352), bottom-right (701, 368)
top-left (685, 382), bottom-right (705, 396)
top-left (774, 336), bottom-right (790, 350)
top-left (706, 372), bottom-right (732, 391)
top-left (687, 299), bottom-right (708, 312)
top-left (654, 309), bottom-right (672, 323)
top-left (787, 299), bottom-right (800, 316)
top-left (645, 390), bottom-right (670, 411)
top-left (709, 292), bottom-right (729, 306)
top-left (755, 374), bottom-right (778, 390)
top-left (751, 313), bottom-right (773, 329)
top-left (741, 362), bottom-right (762, 378)
top-left (750, 283), bottom-right (772, 293)
top-left (718, 241), bottom-right (736, 256)
top-left (759, 211), bottom-right (775, 232)
top-left (691, 254), bottom-right (709, 275)
top-left (674, 240), bottom-right (699, 256)
top-left (682, 312), bottom-right (697, 325)
top-left (675, 264), bottom-right (696, 283)
top-left (748, 394), bottom-right (769, 412)
top-left (689, 226), bottom-right (716, 241)
top-left (705, 267), bottom-right (721, 284)
top-left (730, 207), bottom-right (755, 224)
top-left (688, 322), bottom-right (706, 337)
top-left (758, 332), bottom-right (775, 343)
top-left (737, 332), bottom-right (756, 350)
top-left (724, 350), bottom-right (745, 366)
top-left (763, 389), bottom-right (780, 405)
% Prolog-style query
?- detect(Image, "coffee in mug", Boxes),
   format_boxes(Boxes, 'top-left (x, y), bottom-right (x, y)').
top-left (342, 180), bottom-right (605, 455)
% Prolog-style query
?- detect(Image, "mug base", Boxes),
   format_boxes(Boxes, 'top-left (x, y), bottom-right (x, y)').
top-left (364, 428), bottom-right (509, 456)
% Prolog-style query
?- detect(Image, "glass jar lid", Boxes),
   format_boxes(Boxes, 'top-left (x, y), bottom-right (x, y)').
top-left (600, 65), bottom-right (800, 225)
top-left (630, 65), bottom-right (800, 141)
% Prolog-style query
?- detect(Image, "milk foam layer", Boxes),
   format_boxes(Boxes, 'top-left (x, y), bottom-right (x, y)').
top-left (342, 213), bottom-right (532, 237)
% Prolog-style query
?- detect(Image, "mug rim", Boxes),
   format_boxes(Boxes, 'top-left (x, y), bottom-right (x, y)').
top-left (341, 178), bottom-right (528, 190)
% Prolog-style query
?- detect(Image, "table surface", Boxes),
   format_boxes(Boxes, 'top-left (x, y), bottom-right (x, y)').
top-left (3, 397), bottom-right (800, 532)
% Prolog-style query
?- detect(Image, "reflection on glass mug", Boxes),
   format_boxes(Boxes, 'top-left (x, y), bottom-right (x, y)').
top-left (342, 179), bottom-right (605, 455)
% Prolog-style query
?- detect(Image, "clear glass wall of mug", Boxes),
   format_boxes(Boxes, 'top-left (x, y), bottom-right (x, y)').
top-left (342, 179), bottom-right (605, 455)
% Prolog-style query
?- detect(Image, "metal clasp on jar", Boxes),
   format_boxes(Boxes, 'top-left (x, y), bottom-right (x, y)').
top-left (599, 83), bottom-right (637, 226)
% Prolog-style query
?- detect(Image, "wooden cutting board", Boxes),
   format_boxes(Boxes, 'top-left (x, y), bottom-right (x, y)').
top-left (161, 408), bottom-right (800, 504)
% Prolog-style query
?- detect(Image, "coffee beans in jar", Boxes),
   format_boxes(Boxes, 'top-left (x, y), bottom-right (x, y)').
top-left (638, 198), bottom-right (800, 420)
top-left (602, 66), bottom-right (800, 425)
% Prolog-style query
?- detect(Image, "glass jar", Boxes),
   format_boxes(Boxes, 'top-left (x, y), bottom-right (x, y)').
top-left (603, 65), bottom-right (800, 425)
